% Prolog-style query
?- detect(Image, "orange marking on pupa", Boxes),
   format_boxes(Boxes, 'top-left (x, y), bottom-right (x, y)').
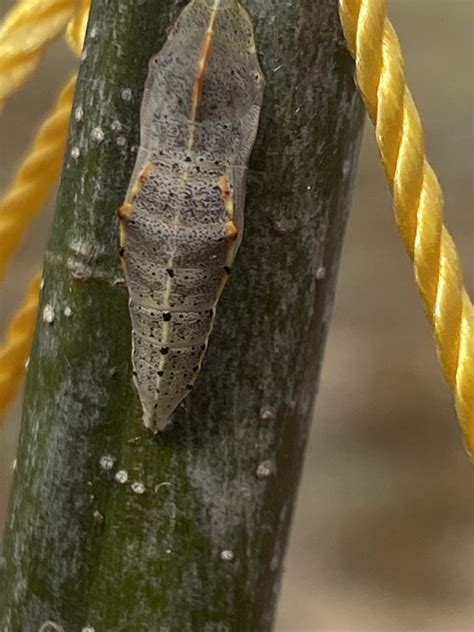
top-left (138, 161), bottom-right (154, 185)
top-left (118, 201), bottom-right (133, 220)
top-left (188, 3), bottom-right (220, 149)
top-left (219, 173), bottom-right (234, 218)
top-left (226, 220), bottom-right (238, 242)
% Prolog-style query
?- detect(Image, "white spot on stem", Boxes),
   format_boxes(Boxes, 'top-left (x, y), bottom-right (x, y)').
top-left (42, 304), bottom-right (55, 324)
top-left (99, 455), bottom-right (114, 471)
top-left (131, 481), bottom-right (145, 495)
top-left (91, 127), bottom-right (105, 143)
top-left (115, 470), bottom-right (128, 484)
top-left (256, 461), bottom-right (272, 479)
top-left (260, 405), bottom-right (276, 421)
top-left (316, 266), bottom-right (326, 280)
top-left (93, 510), bottom-right (104, 524)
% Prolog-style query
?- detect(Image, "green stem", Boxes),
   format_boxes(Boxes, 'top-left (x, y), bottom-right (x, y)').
top-left (0, 1), bottom-right (364, 630)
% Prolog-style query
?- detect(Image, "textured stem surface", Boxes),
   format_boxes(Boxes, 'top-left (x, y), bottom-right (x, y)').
top-left (0, 1), bottom-right (364, 630)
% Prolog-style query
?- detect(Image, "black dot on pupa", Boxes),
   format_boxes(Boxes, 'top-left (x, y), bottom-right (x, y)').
top-left (200, 344), bottom-right (206, 351)
top-left (224, 266), bottom-right (231, 274)
top-left (186, 384), bottom-right (193, 390)
top-left (157, 370), bottom-right (164, 377)
top-left (160, 347), bottom-right (169, 355)
top-left (119, 247), bottom-right (125, 257)
top-left (166, 268), bottom-right (174, 278)
top-left (192, 365), bottom-right (199, 372)
top-left (154, 403), bottom-right (159, 409)
top-left (163, 312), bottom-right (172, 322)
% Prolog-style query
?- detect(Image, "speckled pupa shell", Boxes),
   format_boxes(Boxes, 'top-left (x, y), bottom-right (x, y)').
top-left (119, 0), bottom-right (264, 431)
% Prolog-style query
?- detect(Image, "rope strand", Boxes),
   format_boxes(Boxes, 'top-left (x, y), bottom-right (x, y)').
top-left (0, 271), bottom-right (42, 416)
top-left (0, 1), bottom-right (89, 422)
top-left (0, 75), bottom-right (76, 280)
top-left (339, 0), bottom-right (474, 455)
top-left (0, 0), bottom-right (80, 110)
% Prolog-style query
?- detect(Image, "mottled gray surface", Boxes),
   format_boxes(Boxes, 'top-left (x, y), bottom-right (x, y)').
top-left (0, 1), bottom-right (473, 630)
top-left (122, 0), bottom-right (264, 430)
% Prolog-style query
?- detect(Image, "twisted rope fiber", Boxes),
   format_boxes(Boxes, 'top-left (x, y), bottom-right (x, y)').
top-left (0, 74), bottom-right (76, 280)
top-left (0, 0), bottom-right (88, 281)
top-left (0, 0), bottom-right (80, 109)
top-left (0, 2), bottom-right (89, 423)
top-left (0, 272), bottom-right (41, 415)
top-left (339, 0), bottom-right (474, 455)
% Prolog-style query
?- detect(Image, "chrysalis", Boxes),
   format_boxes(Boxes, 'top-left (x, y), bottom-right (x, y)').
top-left (119, 0), bottom-right (264, 431)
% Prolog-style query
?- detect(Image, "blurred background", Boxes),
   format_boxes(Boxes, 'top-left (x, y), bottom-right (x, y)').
top-left (0, 1), bottom-right (472, 630)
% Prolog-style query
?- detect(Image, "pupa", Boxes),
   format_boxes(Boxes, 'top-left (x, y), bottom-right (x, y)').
top-left (119, 0), bottom-right (264, 431)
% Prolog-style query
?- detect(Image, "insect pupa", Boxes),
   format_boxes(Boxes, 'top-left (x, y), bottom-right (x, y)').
top-left (119, 0), bottom-right (264, 431)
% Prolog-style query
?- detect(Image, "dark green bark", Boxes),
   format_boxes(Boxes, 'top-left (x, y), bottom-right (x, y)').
top-left (0, 1), bottom-right (364, 630)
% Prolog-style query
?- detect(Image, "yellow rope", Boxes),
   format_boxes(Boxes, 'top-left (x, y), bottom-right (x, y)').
top-left (0, 75), bottom-right (76, 280)
top-left (339, 0), bottom-right (474, 455)
top-left (0, 0), bottom-right (89, 281)
top-left (0, 2), bottom-right (89, 423)
top-left (66, 0), bottom-right (90, 53)
top-left (0, 0), bottom-right (80, 110)
top-left (0, 271), bottom-right (42, 416)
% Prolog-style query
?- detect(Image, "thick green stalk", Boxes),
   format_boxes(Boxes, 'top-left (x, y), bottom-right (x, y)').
top-left (0, 1), bottom-right (364, 630)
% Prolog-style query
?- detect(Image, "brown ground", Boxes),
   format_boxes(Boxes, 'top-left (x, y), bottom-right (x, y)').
top-left (0, 1), bottom-right (473, 630)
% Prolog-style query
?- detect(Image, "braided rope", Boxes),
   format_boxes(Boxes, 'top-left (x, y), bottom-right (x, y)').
top-left (0, 271), bottom-right (42, 416)
top-left (0, 2), bottom-right (89, 423)
top-left (66, 0), bottom-right (90, 53)
top-left (0, 0), bottom-right (80, 110)
top-left (0, 74), bottom-right (76, 280)
top-left (339, 0), bottom-right (474, 455)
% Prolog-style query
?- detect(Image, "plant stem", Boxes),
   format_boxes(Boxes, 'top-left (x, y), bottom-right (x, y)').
top-left (0, 1), bottom-right (364, 629)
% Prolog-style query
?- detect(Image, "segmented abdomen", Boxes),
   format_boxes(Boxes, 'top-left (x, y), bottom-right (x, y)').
top-left (120, 0), bottom-right (264, 431)
top-left (123, 157), bottom-right (235, 429)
